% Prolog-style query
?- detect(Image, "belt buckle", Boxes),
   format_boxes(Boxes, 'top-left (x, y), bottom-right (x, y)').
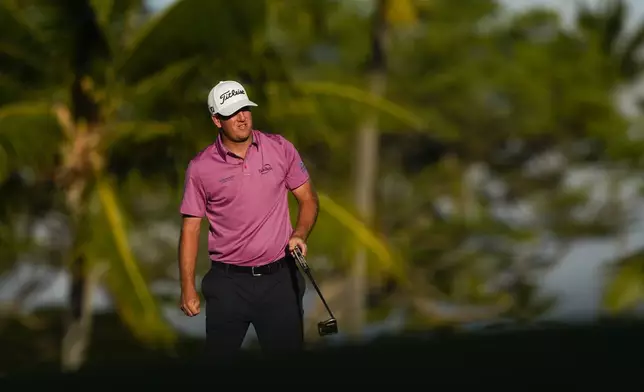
top-left (251, 266), bottom-right (262, 277)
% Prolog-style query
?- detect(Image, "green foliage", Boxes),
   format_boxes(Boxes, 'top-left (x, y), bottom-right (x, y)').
top-left (269, 0), bottom-right (644, 322)
top-left (0, 0), bottom-right (263, 351)
top-left (2, 0), bottom-right (644, 360)
top-left (603, 250), bottom-right (644, 313)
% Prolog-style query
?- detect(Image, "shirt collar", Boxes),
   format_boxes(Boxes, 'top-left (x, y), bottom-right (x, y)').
top-left (215, 129), bottom-right (260, 161)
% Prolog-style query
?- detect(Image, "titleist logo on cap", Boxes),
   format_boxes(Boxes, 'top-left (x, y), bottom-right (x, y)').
top-left (207, 81), bottom-right (257, 116)
top-left (219, 89), bottom-right (245, 105)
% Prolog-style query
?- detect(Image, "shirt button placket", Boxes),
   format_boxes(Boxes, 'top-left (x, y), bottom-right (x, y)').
top-left (242, 150), bottom-right (251, 176)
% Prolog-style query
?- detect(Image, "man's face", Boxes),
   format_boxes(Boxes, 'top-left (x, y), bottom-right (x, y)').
top-left (213, 107), bottom-right (253, 142)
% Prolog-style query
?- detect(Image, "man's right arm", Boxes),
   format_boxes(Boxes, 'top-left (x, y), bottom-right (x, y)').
top-left (178, 160), bottom-right (206, 316)
top-left (179, 216), bottom-right (202, 292)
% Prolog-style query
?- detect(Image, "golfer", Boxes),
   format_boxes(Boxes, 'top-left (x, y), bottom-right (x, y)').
top-left (177, 80), bottom-right (319, 361)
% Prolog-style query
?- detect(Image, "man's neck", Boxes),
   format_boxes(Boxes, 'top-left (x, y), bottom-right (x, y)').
top-left (221, 132), bottom-right (252, 158)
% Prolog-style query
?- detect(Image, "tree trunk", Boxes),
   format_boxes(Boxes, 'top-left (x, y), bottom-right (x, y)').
top-left (59, 178), bottom-right (93, 373)
top-left (54, 75), bottom-right (102, 371)
top-left (60, 255), bottom-right (92, 372)
top-left (61, 253), bottom-right (109, 371)
top-left (347, 0), bottom-right (388, 338)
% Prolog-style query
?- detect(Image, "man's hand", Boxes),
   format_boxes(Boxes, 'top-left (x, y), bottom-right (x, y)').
top-left (288, 235), bottom-right (307, 256)
top-left (180, 287), bottom-right (201, 317)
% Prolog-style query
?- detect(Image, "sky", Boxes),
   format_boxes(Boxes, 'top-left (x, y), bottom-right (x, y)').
top-left (502, 0), bottom-right (644, 28)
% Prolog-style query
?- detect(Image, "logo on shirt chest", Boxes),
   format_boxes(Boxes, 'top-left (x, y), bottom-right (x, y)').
top-left (258, 164), bottom-right (273, 175)
top-left (219, 175), bottom-right (235, 184)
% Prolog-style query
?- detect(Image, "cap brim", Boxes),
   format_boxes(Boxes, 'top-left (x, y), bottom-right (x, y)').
top-left (217, 100), bottom-right (258, 116)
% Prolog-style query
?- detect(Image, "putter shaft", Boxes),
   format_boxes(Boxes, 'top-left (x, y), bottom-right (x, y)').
top-left (292, 247), bottom-right (336, 320)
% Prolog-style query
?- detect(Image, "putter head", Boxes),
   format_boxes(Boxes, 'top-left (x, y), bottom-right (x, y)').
top-left (318, 318), bottom-right (338, 336)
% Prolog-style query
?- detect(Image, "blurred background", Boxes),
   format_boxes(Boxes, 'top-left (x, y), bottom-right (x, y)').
top-left (2, 0), bottom-right (644, 376)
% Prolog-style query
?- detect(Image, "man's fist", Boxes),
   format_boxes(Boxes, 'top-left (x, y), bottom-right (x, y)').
top-left (180, 288), bottom-right (201, 317)
top-left (288, 235), bottom-right (307, 256)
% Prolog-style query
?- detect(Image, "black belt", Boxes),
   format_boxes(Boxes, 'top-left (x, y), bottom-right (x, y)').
top-left (212, 256), bottom-right (289, 276)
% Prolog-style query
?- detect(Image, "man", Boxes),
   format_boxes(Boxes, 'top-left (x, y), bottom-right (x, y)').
top-left (178, 80), bottom-right (319, 362)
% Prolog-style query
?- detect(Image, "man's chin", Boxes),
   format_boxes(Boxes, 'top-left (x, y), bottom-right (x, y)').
top-left (232, 133), bottom-right (251, 143)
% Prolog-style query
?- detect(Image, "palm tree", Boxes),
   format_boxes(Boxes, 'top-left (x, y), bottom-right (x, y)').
top-left (1, 0), bottom-right (422, 368)
top-left (265, 0), bottom-right (523, 334)
top-left (347, 0), bottom-right (408, 337)
top-left (0, 0), bottom-right (295, 371)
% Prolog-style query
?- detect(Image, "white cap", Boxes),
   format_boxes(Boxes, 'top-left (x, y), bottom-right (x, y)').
top-left (207, 80), bottom-right (257, 116)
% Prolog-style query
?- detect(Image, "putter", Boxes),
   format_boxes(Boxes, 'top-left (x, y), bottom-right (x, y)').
top-left (291, 247), bottom-right (338, 336)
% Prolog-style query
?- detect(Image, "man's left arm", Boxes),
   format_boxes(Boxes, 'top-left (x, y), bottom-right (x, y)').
top-left (291, 180), bottom-right (319, 242)
top-left (283, 138), bottom-right (319, 255)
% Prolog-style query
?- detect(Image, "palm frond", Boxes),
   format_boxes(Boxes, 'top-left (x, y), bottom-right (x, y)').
top-left (90, 175), bottom-right (176, 346)
top-left (0, 1), bottom-right (52, 81)
top-left (100, 121), bottom-right (176, 152)
top-left (619, 19), bottom-right (644, 81)
top-left (0, 101), bottom-right (63, 182)
top-left (88, 0), bottom-right (115, 30)
top-left (296, 81), bottom-right (426, 130)
top-left (603, 251), bottom-right (644, 313)
top-left (88, 0), bottom-right (146, 56)
top-left (117, 0), bottom-right (266, 82)
top-left (122, 57), bottom-right (201, 116)
top-left (317, 192), bottom-right (410, 286)
top-left (602, 0), bottom-right (625, 54)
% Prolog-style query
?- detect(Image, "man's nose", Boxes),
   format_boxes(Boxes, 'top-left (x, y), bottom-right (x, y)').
top-left (236, 110), bottom-right (247, 121)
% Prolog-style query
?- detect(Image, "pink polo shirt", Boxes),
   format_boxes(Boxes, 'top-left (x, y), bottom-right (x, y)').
top-left (179, 130), bottom-right (309, 267)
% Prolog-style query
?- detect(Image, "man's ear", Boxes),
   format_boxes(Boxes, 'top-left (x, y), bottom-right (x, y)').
top-left (211, 115), bottom-right (222, 128)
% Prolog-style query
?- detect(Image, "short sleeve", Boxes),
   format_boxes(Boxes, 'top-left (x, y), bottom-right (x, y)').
top-left (283, 138), bottom-right (310, 190)
top-left (179, 160), bottom-right (207, 217)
